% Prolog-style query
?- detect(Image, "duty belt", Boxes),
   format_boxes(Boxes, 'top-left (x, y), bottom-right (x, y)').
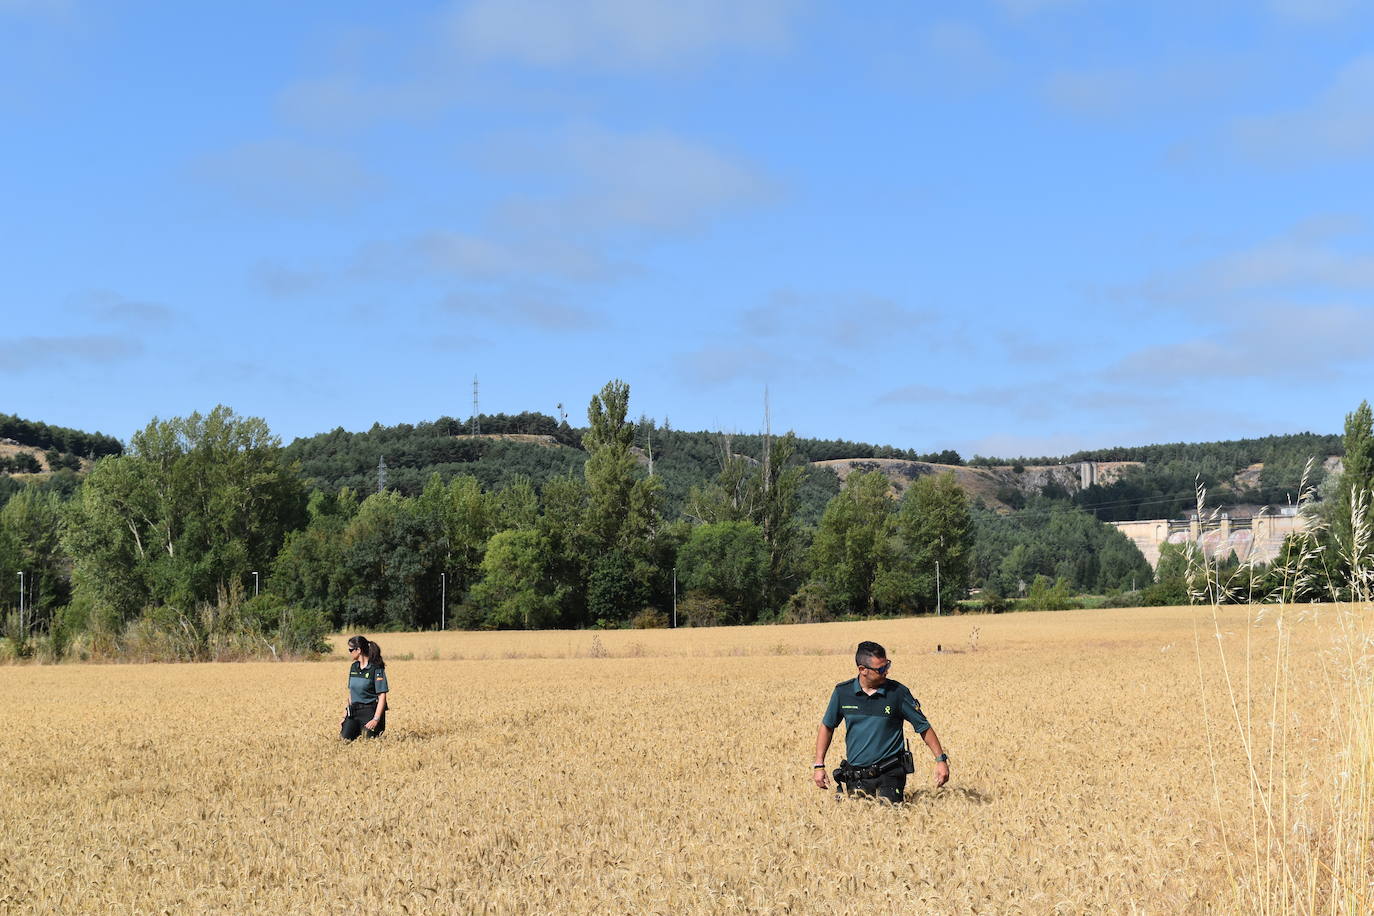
top-left (834, 754), bottom-right (905, 784)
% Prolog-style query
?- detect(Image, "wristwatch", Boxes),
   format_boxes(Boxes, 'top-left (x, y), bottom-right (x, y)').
top-left (934, 753), bottom-right (949, 763)
top-left (813, 764), bottom-right (826, 769)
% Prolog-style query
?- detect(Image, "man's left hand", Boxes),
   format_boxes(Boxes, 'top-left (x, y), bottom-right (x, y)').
top-left (934, 761), bottom-right (950, 788)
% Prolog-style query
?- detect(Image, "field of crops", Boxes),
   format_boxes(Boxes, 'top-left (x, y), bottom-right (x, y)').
top-left (7, 604), bottom-right (1369, 913)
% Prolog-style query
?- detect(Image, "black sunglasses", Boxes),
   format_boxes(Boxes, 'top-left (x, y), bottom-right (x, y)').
top-left (861, 660), bottom-right (891, 675)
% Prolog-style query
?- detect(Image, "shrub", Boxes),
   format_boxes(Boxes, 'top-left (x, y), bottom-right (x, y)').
top-left (779, 582), bottom-right (833, 624)
top-left (679, 591), bottom-right (726, 627)
top-left (1023, 575), bottom-right (1077, 611)
top-left (630, 607), bottom-right (668, 629)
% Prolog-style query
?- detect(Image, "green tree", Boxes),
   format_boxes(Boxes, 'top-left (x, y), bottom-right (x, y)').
top-left (807, 471), bottom-right (894, 614)
top-left (341, 489), bottom-right (444, 630)
top-left (0, 487), bottom-right (68, 633)
top-left (470, 528), bottom-right (564, 628)
top-left (63, 406), bottom-right (306, 628)
top-left (270, 488), bottom-right (360, 626)
top-left (581, 380), bottom-right (664, 622)
top-left (676, 521), bottom-right (768, 623)
top-left (1333, 400), bottom-right (1374, 559)
top-left (879, 472), bottom-right (974, 613)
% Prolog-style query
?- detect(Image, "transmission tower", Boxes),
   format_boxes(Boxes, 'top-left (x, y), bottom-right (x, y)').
top-left (377, 454), bottom-right (387, 492)
top-left (471, 375), bottom-right (480, 436)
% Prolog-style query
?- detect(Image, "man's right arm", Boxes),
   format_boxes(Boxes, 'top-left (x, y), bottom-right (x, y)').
top-left (813, 724), bottom-right (834, 789)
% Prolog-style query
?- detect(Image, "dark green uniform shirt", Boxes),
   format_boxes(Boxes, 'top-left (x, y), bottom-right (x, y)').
top-left (822, 677), bottom-right (930, 768)
top-left (348, 661), bottom-right (389, 705)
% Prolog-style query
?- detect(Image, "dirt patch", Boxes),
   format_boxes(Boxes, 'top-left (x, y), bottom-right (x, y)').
top-left (451, 433), bottom-right (570, 449)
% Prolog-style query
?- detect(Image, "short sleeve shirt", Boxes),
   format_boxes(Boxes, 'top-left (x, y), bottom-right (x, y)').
top-left (348, 662), bottom-right (389, 705)
top-left (822, 677), bottom-right (929, 768)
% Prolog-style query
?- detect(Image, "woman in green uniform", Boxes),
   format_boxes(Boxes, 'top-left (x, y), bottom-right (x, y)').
top-left (339, 635), bottom-right (389, 740)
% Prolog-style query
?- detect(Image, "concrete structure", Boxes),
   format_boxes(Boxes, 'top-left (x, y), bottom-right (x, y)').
top-left (1111, 506), bottom-right (1309, 568)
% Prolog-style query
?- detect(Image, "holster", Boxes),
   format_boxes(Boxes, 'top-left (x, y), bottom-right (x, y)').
top-left (835, 754), bottom-right (905, 784)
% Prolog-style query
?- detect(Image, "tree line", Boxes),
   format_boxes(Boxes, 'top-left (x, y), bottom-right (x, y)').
top-left (14, 383), bottom-right (1364, 663)
top-left (0, 412), bottom-right (123, 460)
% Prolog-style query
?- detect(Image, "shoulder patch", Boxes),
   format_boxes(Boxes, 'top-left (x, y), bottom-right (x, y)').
top-left (834, 679), bottom-right (853, 690)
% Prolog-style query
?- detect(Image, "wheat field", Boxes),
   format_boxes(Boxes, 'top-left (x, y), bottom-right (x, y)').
top-left (7, 605), bottom-right (1369, 914)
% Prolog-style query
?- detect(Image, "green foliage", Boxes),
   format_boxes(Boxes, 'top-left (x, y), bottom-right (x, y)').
top-left (807, 471), bottom-right (894, 615)
top-left (62, 406), bottom-right (307, 629)
top-left (974, 499), bottom-right (1153, 596)
top-left (0, 412), bottom-right (122, 458)
top-left (1023, 575), bottom-right (1076, 611)
top-left (677, 521), bottom-right (768, 623)
top-left (1332, 400), bottom-right (1373, 556)
top-left (882, 472), bottom-right (975, 613)
top-left (469, 528), bottom-right (564, 629)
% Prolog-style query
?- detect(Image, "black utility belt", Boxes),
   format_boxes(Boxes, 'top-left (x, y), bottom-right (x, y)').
top-left (835, 754), bottom-right (906, 783)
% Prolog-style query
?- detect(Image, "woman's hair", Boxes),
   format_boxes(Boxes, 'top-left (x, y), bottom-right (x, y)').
top-left (347, 635), bottom-right (385, 668)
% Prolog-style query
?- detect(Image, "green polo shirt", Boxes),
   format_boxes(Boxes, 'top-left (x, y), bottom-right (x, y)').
top-left (348, 661), bottom-right (389, 706)
top-left (822, 677), bottom-right (930, 768)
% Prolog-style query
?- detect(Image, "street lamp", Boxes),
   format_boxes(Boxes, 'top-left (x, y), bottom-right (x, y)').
top-left (935, 560), bottom-right (941, 617)
top-left (16, 571), bottom-right (23, 636)
top-left (251, 571), bottom-right (259, 597)
top-left (672, 567), bottom-right (677, 628)
top-left (440, 572), bottom-right (446, 631)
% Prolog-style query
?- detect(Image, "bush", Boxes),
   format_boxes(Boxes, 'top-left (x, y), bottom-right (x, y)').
top-left (679, 591), bottom-right (726, 627)
top-left (779, 582), bottom-right (834, 624)
top-left (979, 589), bottom-right (1009, 614)
top-left (1023, 575), bottom-right (1077, 611)
top-left (630, 607), bottom-right (668, 629)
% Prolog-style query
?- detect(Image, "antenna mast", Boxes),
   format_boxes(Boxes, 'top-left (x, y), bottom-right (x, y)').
top-left (471, 375), bottom-right (480, 436)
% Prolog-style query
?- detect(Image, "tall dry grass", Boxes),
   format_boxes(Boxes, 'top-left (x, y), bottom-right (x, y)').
top-left (7, 606), bottom-right (1360, 913)
top-left (1190, 467), bottom-right (1373, 913)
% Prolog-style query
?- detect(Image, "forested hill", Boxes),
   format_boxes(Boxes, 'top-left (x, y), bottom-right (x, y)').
top-left (282, 412), bottom-right (1343, 523)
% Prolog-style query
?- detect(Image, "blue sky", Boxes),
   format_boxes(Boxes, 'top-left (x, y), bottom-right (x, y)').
top-left (4, 1), bottom-right (1374, 458)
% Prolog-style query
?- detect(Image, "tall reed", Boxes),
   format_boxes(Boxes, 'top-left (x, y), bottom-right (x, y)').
top-left (1192, 462), bottom-right (1373, 913)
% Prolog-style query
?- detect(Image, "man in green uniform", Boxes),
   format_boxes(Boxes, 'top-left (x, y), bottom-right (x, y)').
top-left (812, 640), bottom-right (949, 802)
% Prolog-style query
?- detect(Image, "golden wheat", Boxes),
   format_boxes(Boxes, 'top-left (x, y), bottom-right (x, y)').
top-left (5, 605), bottom-right (1366, 914)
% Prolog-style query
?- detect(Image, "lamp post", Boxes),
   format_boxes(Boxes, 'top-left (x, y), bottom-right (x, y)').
top-left (672, 567), bottom-right (677, 628)
top-left (935, 560), bottom-right (941, 617)
top-left (440, 572), bottom-right (446, 631)
top-left (251, 571), bottom-right (259, 597)
top-left (16, 571), bottom-right (23, 636)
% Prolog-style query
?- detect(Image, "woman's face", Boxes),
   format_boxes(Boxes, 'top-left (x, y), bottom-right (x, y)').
top-left (348, 644), bottom-right (361, 662)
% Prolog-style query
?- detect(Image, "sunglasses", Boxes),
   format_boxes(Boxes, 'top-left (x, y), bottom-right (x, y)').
top-left (861, 660), bottom-right (891, 675)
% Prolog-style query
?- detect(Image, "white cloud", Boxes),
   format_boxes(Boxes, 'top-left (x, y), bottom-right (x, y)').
top-left (1107, 304), bottom-right (1374, 383)
top-left (1043, 55), bottom-right (1252, 120)
top-left (742, 290), bottom-right (937, 350)
top-left (447, 0), bottom-right (798, 69)
top-left (673, 344), bottom-right (849, 386)
top-left (484, 125), bottom-right (776, 234)
top-left (277, 77), bottom-right (450, 131)
top-left (1137, 218), bottom-right (1374, 304)
top-left (1229, 54), bottom-right (1374, 164)
top-left (1268, 0), bottom-right (1363, 22)
top-left (193, 139), bottom-right (383, 214)
top-left (418, 231), bottom-right (615, 281)
top-left (0, 335), bottom-right (141, 372)
top-left (439, 288), bottom-right (603, 330)
top-left (993, 0), bottom-right (1081, 15)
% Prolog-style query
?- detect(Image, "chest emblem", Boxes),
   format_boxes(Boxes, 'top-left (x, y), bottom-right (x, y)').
top-left (885, 705), bottom-right (892, 715)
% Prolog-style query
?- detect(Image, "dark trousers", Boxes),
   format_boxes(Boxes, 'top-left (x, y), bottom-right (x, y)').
top-left (837, 758), bottom-right (907, 804)
top-left (341, 702), bottom-right (385, 741)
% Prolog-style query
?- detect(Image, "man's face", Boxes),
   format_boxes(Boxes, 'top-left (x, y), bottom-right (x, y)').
top-left (857, 656), bottom-right (890, 688)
